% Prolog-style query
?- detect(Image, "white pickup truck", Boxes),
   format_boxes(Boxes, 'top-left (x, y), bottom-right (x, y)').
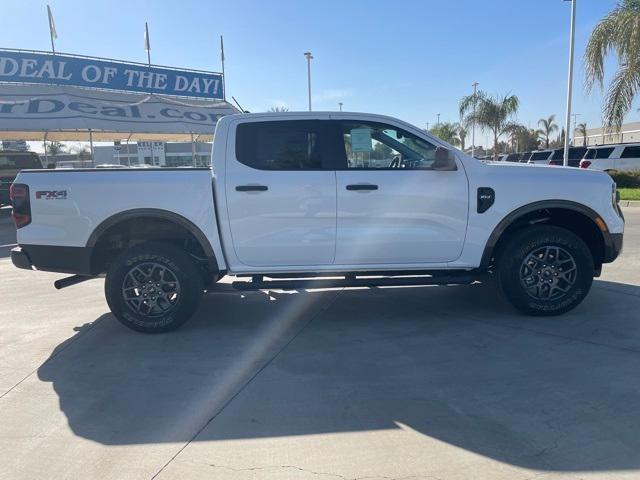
top-left (10, 112), bottom-right (625, 332)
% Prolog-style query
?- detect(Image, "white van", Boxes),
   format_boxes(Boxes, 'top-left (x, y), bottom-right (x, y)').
top-left (580, 143), bottom-right (640, 172)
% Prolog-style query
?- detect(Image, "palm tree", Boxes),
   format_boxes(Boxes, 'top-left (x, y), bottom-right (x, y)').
top-left (459, 90), bottom-right (520, 160)
top-left (457, 125), bottom-right (468, 151)
top-left (429, 122), bottom-right (461, 146)
top-left (585, 0), bottom-right (640, 130)
top-left (577, 122), bottom-right (588, 146)
top-left (46, 142), bottom-right (66, 156)
top-left (537, 115), bottom-right (558, 149)
top-left (269, 106), bottom-right (289, 112)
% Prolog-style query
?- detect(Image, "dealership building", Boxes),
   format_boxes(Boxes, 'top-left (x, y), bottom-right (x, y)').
top-left (574, 122), bottom-right (640, 146)
top-left (93, 141), bottom-right (213, 167)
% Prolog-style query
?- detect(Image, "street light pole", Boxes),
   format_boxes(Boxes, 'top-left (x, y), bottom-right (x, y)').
top-left (436, 113), bottom-right (441, 127)
top-left (563, 0), bottom-right (577, 166)
top-left (471, 82), bottom-right (478, 158)
top-left (338, 102), bottom-right (343, 112)
top-left (304, 52), bottom-right (313, 112)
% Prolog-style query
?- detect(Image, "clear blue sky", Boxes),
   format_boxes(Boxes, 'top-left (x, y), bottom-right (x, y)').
top-left (1, 0), bottom-right (635, 147)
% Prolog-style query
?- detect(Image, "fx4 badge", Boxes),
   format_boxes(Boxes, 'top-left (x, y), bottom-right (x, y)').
top-left (36, 190), bottom-right (67, 200)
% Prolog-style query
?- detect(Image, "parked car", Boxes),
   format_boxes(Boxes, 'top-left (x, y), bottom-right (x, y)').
top-left (528, 150), bottom-right (554, 165)
top-left (10, 112), bottom-right (624, 332)
top-left (580, 143), bottom-right (640, 172)
top-left (503, 153), bottom-right (521, 162)
top-left (0, 150), bottom-right (44, 206)
top-left (548, 147), bottom-right (588, 167)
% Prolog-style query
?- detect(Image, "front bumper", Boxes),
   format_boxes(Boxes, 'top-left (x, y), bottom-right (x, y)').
top-left (11, 246), bottom-right (33, 270)
top-left (604, 233), bottom-right (623, 263)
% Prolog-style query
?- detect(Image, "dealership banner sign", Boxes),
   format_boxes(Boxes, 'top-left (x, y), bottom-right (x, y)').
top-left (0, 49), bottom-right (224, 99)
top-left (0, 84), bottom-right (238, 137)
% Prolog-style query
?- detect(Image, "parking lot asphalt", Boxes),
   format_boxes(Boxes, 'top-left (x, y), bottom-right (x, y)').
top-left (1, 206), bottom-right (639, 480)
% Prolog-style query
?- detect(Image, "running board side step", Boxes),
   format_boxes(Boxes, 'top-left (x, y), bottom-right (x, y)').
top-left (54, 275), bottom-right (96, 290)
top-left (232, 273), bottom-right (477, 291)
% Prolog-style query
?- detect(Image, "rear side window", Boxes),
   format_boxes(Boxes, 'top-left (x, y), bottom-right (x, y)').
top-left (0, 154), bottom-right (42, 170)
top-left (531, 151), bottom-right (550, 161)
top-left (595, 147), bottom-right (614, 159)
top-left (583, 149), bottom-right (596, 159)
top-left (235, 121), bottom-right (327, 170)
top-left (550, 148), bottom-right (587, 160)
top-left (621, 146), bottom-right (640, 158)
top-left (569, 147), bottom-right (587, 159)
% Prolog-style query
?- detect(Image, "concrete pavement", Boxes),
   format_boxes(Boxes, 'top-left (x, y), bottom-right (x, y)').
top-left (1, 208), bottom-right (639, 480)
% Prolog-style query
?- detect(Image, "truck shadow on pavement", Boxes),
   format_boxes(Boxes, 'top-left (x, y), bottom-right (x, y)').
top-left (37, 279), bottom-right (640, 472)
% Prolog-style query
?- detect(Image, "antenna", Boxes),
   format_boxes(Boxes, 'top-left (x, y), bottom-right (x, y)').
top-left (231, 96), bottom-right (247, 113)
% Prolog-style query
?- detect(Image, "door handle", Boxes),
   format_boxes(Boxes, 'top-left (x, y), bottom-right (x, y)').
top-left (236, 185), bottom-right (268, 192)
top-left (346, 184), bottom-right (378, 191)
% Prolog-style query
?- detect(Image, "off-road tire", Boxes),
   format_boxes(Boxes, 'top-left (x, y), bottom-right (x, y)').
top-left (498, 225), bottom-right (594, 316)
top-left (105, 242), bottom-right (203, 333)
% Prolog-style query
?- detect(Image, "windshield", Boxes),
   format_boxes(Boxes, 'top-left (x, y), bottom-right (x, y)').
top-left (0, 153), bottom-right (42, 171)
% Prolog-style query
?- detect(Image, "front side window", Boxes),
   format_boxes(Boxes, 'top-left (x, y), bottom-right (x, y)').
top-left (236, 121), bottom-right (325, 170)
top-left (340, 121), bottom-right (440, 170)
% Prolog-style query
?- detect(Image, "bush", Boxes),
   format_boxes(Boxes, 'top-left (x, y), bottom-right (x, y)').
top-left (608, 170), bottom-right (640, 188)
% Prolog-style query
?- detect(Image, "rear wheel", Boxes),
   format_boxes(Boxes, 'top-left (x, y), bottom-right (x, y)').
top-left (497, 226), bottom-right (594, 316)
top-left (105, 242), bottom-right (203, 333)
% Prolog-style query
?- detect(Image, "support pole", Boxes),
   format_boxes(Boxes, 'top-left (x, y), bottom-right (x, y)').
top-left (126, 133), bottom-right (133, 166)
top-left (191, 133), bottom-right (196, 167)
top-left (563, 0), bottom-right (577, 166)
top-left (471, 82), bottom-right (478, 158)
top-left (89, 129), bottom-right (95, 167)
top-left (43, 132), bottom-right (49, 167)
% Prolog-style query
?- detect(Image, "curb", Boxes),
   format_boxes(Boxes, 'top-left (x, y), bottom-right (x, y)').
top-left (620, 200), bottom-right (640, 207)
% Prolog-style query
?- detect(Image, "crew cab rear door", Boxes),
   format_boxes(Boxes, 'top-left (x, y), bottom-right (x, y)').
top-left (225, 117), bottom-right (337, 267)
top-left (330, 117), bottom-right (469, 265)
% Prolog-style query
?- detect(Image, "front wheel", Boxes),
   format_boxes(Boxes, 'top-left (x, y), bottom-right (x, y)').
top-left (497, 226), bottom-right (594, 316)
top-left (105, 242), bottom-right (203, 333)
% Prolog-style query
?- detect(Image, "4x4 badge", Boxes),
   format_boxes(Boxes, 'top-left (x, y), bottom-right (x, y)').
top-left (35, 190), bottom-right (67, 200)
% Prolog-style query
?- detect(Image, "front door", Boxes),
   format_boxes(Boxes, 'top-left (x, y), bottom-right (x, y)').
top-left (225, 119), bottom-right (337, 267)
top-left (332, 119), bottom-right (469, 265)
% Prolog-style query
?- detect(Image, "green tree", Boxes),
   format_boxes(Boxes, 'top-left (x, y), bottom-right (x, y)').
top-left (459, 90), bottom-right (520, 160)
top-left (537, 115), bottom-right (558, 149)
top-left (457, 125), bottom-right (468, 151)
top-left (429, 122), bottom-right (461, 147)
top-left (46, 142), bottom-right (66, 156)
top-left (577, 122), bottom-right (588, 146)
top-left (585, 0), bottom-right (640, 130)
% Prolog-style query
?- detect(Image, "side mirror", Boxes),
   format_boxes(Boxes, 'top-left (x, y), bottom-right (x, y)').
top-left (433, 147), bottom-right (457, 171)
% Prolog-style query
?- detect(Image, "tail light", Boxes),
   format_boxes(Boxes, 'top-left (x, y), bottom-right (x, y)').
top-left (580, 160), bottom-right (591, 169)
top-left (9, 183), bottom-right (31, 228)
